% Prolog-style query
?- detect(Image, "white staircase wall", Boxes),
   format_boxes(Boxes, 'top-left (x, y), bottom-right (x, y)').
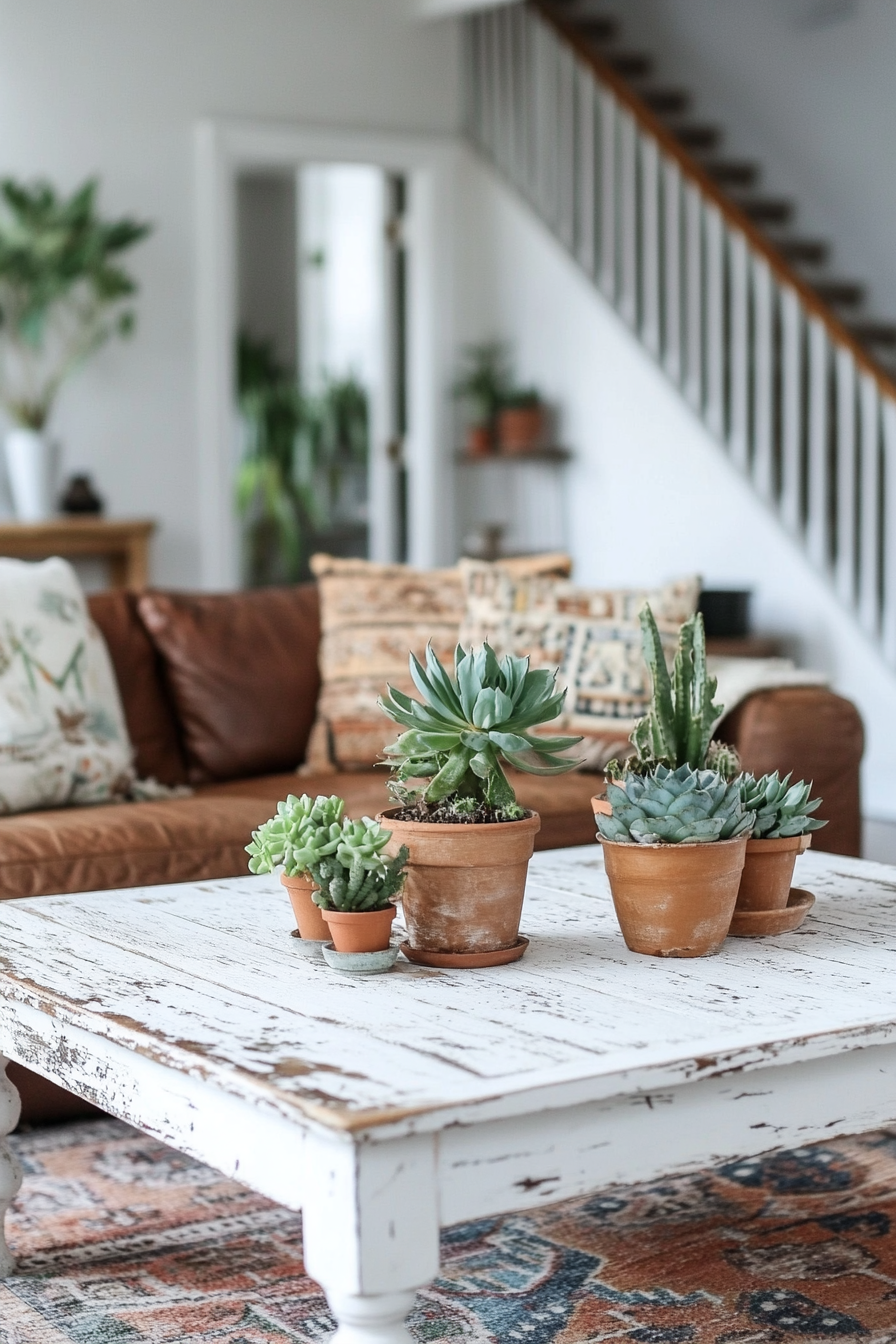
top-left (454, 147), bottom-right (896, 822)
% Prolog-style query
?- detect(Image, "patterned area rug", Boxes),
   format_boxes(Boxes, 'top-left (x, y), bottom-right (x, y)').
top-left (2, 1118), bottom-right (896, 1342)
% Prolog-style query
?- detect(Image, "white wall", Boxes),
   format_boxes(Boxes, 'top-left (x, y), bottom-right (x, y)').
top-left (454, 150), bottom-right (896, 822)
top-left (0, 0), bottom-right (460, 584)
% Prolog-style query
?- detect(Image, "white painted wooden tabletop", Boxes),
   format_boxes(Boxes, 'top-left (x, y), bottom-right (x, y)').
top-left (0, 846), bottom-right (890, 1138)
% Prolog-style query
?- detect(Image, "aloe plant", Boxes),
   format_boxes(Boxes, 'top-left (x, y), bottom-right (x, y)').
top-left (246, 793), bottom-right (345, 877)
top-left (310, 817), bottom-right (409, 912)
top-left (379, 643), bottom-right (582, 812)
top-left (597, 764), bottom-right (752, 845)
top-left (741, 772), bottom-right (827, 839)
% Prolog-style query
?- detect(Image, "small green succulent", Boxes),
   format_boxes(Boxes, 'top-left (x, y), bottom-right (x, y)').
top-left (311, 816), bottom-right (409, 912)
top-left (705, 740), bottom-right (742, 782)
top-left (597, 764), bottom-right (753, 845)
top-left (378, 642), bottom-right (581, 811)
top-left (741, 772), bottom-right (827, 839)
top-left (246, 793), bottom-right (345, 877)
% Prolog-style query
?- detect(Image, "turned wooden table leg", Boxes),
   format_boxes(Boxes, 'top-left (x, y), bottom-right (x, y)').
top-left (302, 1130), bottom-right (440, 1344)
top-left (0, 1058), bottom-right (22, 1277)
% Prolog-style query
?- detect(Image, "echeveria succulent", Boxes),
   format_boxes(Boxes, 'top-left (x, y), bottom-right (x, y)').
top-left (741, 772), bottom-right (827, 839)
top-left (246, 793), bottom-right (345, 877)
top-left (597, 763), bottom-right (753, 845)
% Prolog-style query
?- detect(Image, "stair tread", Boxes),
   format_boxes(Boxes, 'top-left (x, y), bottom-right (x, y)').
top-left (605, 51), bottom-right (654, 78)
top-left (814, 281), bottom-right (866, 307)
top-left (571, 16), bottom-right (619, 44)
top-left (703, 160), bottom-right (761, 188)
top-left (775, 238), bottom-right (830, 266)
top-left (738, 197), bottom-right (795, 224)
top-left (642, 88), bottom-right (692, 115)
top-left (674, 124), bottom-right (723, 151)
top-left (849, 320), bottom-right (896, 345)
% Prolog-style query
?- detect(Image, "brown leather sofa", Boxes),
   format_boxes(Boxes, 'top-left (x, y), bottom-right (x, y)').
top-left (0, 584), bottom-right (864, 1123)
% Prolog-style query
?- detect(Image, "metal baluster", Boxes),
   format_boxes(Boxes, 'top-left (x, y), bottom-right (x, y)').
top-left (728, 231), bottom-right (749, 471)
top-left (834, 347), bottom-right (857, 607)
top-left (576, 65), bottom-right (596, 277)
top-left (662, 156), bottom-right (682, 384)
top-left (806, 318), bottom-right (830, 570)
top-left (619, 108), bottom-right (638, 327)
top-left (640, 134), bottom-right (660, 357)
top-left (522, 7), bottom-right (538, 203)
top-left (859, 373), bottom-right (882, 636)
top-left (508, 4), bottom-right (527, 190)
top-left (542, 22), bottom-right (560, 229)
top-left (684, 184), bottom-right (703, 410)
top-left (492, 6), bottom-right (510, 175)
top-left (780, 286), bottom-right (803, 534)
top-left (557, 42), bottom-right (576, 251)
top-left (882, 395), bottom-right (896, 665)
top-left (598, 88), bottom-right (617, 302)
top-left (704, 204), bottom-right (724, 438)
top-left (752, 257), bottom-right (774, 501)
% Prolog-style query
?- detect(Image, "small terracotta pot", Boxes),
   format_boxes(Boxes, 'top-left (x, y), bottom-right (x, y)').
top-left (281, 872), bottom-right (329, 940)
top-left (323, 905), bottom-right (396, 954)
top-left (379, 809), bottom-right (541, 958)
top-left (498, 405), bottom-right (546, 454)
top-left (736, 835), bottom-right (805, 913)
top-left (465, 424), bottom-right (493, 457)
top-left (601, 835), bottom-right (748, 957)
top-left (591, 794), bottom-right (612, 818)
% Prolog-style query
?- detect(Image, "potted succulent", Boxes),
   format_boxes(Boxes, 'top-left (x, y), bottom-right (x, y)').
top-left (246, 793), bottom-right (345, 940)
top-left (0, 178), bottom-right (151, 520)
top-left (737, 772), bottom-right (826, 913)
top-left (498, 387), bottom-right (548, 454)
top-left (310, 817), bottom-right (409, 954)
top-left (452, 341), bottom-right (512, 457)
top-left (595, 606), bottom-right (752, 957)
top-left (377, 643), bottom-right (581, 966)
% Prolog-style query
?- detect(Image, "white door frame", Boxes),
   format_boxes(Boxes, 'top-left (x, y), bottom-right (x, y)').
top-left (195, 118), bottom-right (460, 589)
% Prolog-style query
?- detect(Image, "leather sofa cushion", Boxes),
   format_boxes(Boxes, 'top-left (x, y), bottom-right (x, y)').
top-left (136, 586), bottom-right (321, 783)
top-left (88, 591), bottom-right (188, 787)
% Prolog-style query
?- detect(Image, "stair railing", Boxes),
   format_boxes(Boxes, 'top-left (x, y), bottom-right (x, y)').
top-left (463, 2), bottom-right (896, 664)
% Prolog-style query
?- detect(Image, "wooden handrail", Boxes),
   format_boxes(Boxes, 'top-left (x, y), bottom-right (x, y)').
top-left (535, 0), bottom-right (896, 403)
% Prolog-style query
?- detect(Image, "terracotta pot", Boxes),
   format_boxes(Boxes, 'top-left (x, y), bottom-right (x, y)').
top-left (601, 835), bottom-right (748, 958)
top-left (591, 794), bottom-right (612, 818)
top-left (280, 872), bottom-right (329, 941)
top-left (465, 424), bottom-right (493, 457)
top-left (736, 835), bottom-right (805, 913)
top-left (323, 905), bottom-right (396, 954)
top-left (498, 405), bottom-right (546, 454)
top-left (378, 809), bottom-right (541, 956)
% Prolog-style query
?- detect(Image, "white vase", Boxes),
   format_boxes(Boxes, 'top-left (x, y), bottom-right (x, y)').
top-left (4, 429), bottom-right (58, 522)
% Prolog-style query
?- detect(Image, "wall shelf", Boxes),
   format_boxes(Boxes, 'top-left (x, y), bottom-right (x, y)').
top-left (455, 447), bottom-right (572, 465)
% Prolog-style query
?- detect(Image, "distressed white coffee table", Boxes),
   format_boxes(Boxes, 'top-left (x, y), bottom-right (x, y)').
top-left (0, 846), bottom-right (894, 1341)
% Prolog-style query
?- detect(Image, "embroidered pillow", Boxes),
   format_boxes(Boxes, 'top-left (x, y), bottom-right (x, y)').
top-left (459, 560), bottom-right (701, 770)
top-left (0, 558), bottom-right (135, 814)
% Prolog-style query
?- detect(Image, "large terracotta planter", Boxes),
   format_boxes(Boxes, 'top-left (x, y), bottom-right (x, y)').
top-left (601, 835), bottom-right (748, 958)
top-left (280, 872), bottom-right (329, 940)
top-left (323, 905), bottom-right (396, 954)
top-left (379, 809), bottom-right (541, 960)
top-left (736, 835), bottom-right (805, 913)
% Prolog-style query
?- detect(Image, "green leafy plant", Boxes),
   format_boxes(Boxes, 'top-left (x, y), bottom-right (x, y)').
top-left (597, 764), bottom-right (753, 845)
top-left (0, 178), bottom-right (151, 429)
top-left (379, 643), bottom-right (582, 814)
top-left (501, 387), bottom-right (542, 410)
top-left (452, 341), bottom-right (512, 425)
top-left (310, 817), bottom-right (409, 912)
top-left (741, 772), bottom-right (827, 839)
top-left (246, 793), bottom-right (345, 877)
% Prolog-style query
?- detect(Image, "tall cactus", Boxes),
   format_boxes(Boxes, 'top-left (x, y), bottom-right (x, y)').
top-left (627, 605), bottom-right (722, 774)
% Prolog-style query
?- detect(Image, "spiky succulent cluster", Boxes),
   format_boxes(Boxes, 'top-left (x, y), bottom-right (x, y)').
top-left (705, 740), bottom-right (742, 782)
top-left (246, 793), bottom-right (345, 877)
top-left (597, 764), bottom-right (753, 845)
top-left (741, 772), bottom-right (827, 839)
top-left (379, 643), bottom-right (581, 811)
top-left (310, 817), bottom-right (409, 912)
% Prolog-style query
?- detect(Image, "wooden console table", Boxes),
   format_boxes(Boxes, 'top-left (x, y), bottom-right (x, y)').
top-left (0, 518), bottom-right (155, 589)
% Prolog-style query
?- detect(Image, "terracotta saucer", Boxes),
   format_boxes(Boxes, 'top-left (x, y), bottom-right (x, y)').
top-left (399, 937), bottom-right (529, 968)
top-left (728, 888), bottom-right (815, 938)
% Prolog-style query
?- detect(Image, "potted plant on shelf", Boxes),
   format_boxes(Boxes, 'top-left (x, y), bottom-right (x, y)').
top-left (377, 643), bottom-right (582, 966)
top-left (498, 387), bottom-right (548, 455)
top-left (452, 341), bottom-right (511, 457)
top-left (736, 772), bottom-right (826, 913)
top-left (0, 178), bottom-right (151, 520)
top-left (595, 605), bottom-right (753, 956)
top-left (246, 793), bottom-right (345, 940)
top-left (310, 817), bottom-right (409, 954)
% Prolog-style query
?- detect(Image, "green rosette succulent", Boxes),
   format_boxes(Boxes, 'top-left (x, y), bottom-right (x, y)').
top-left (378, 642), bottom-right (582, 811)
top-left (311, 816), bottom-right (409, 912)
top-left (597, 764), bottom-right (753, 845)
top-left (741, 772), bottom-right (827, 839)
top-left (246, 793), bottom-right (345, 877)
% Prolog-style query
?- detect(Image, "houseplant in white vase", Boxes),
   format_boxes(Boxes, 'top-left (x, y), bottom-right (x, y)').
top-left (0, 178), bottom-right (150, 519)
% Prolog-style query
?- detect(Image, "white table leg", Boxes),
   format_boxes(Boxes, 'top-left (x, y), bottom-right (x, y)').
top-left (0, 1058), bottom-right (22, 1277)
top-left (302, 1130), bottom-right (440, 1344)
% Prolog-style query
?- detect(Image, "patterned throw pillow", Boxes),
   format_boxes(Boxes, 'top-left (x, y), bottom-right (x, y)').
top-left (305, 552), bottom-right (572, 772)
top-left (0, 558), bottom-right (135, 814)
top-left (459, 560), bottom-right (701, 770)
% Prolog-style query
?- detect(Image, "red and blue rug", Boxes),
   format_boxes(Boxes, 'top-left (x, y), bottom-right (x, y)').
top-left (2, 1117), bottom-right (896, 1341)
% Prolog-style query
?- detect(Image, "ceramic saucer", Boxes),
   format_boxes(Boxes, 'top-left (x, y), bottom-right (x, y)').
top-left (289, 929), bottom-right (327, 958)
top-left (728, 888), bottom-right (815, 938)
top-left (399, 936), bottom-right (529, 968)
top-left (321, 943), bottom-right (400, 975)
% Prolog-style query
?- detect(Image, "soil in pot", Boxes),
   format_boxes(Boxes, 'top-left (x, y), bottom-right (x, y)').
top-left (323, 905), bottom-right (396, 954)
top-left (736, 835), bottom-right (805, 913)
top-left (280, 873), bottom-right (329, 940)
top-left (379, 809), bottom-right (540, 961)
top-left (601, 835), bottom-right (748, 957)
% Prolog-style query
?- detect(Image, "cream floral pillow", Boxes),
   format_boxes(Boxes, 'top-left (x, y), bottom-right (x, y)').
top-left (0, 557), bottom-right (135, 814)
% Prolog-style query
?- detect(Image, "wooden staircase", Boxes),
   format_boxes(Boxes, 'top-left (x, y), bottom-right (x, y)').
top-left (463, 1), bottom-right (896, 664)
